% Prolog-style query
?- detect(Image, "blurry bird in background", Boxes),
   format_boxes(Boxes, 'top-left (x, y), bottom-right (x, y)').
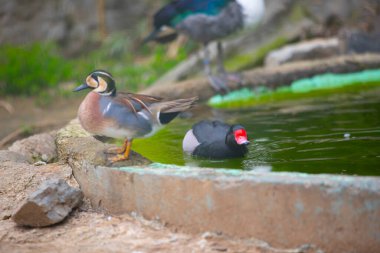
top-left (143, 0), bottom-right (265, 93)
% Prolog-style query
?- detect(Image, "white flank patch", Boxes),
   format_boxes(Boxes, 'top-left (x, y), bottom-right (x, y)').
top-left (156, 111), bottom-right (161, 125)
top-left (182, 129), bottom-right (200, 154)
top-left (236, 0), bottom-right (265, 26)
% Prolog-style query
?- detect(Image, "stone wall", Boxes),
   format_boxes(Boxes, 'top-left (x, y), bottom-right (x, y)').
top-left (0, 0), bottom-right (162, 55)
top-left (0, 0), bottom-right (379, 56)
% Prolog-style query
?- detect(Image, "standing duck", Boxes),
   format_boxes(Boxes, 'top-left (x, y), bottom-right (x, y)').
top-left (143, 0), bottom-right (265, 92)
top-left (74, 70), bottom-right (197, 162)
top-left (183, 120), bottom-right (250, 159)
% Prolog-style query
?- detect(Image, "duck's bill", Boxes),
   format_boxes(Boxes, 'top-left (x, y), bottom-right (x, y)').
top-left (73, 84), bottom-right (89, 92)
top-left (237, 137), bottom-right (250, 145)
top-left (234, 129), bottom-right (250, 145)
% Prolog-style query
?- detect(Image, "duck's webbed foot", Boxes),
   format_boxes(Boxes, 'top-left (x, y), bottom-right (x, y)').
top-left (106, 139), bottom-right (132, 163)
top-left (108, 154), bottom-right (129, 163)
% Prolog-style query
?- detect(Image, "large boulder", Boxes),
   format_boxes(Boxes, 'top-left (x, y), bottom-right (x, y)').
top-left (265, 38), bottom-right (340, 67)
top-left (0, 150), bottom-right (29, 164)
top-left (56, 119), bottom-right (151, 167)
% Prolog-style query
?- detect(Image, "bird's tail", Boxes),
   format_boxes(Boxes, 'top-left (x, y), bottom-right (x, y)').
top-left (154, 97), bottom-right (198, 124)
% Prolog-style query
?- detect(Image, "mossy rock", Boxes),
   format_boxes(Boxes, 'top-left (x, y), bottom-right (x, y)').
top-left (56, 119), bottom-right (151, 167)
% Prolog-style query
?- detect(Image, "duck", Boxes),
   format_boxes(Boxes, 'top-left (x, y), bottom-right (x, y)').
top-left (182, 120), bottom-right (250, 159)
top-left (143, 0), bottom-right (265, 93)
top-left (74, 70), bottom-right (197, 162)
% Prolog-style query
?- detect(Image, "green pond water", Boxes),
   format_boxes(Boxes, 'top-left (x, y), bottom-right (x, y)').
top-left (132, 87), bottom-right (380, 176)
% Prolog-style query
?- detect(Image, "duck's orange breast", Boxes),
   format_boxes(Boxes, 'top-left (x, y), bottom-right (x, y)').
top-left (78, 91), bottom-right (109, 134)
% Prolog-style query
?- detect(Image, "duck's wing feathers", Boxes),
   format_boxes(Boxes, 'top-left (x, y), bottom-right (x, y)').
top-left (152, 97), bottom-right (198, 125)
top-left (100, 95), bottom-right (196, 138)
top-left (193, 140), bottom-right (233, 159)
top-left (192, 120), bottom-right (230, 143)
top-left (115, 92), bottom-right (163, 114)
top-left (100, 94), bottom-right (158, 137)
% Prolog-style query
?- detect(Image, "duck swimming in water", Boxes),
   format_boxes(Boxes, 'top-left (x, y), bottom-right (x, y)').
top-left (183, 120), bottom-right (250, 159)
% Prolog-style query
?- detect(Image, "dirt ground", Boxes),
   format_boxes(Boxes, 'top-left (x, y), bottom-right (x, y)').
top-left (0, 96), bottom-right (81, 147)
top-left (1, 209), bottom-right (288, 253)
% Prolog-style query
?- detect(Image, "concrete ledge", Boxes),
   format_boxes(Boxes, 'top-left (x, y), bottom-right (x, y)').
top-left (71, 163), bottom-right (380, 253)
top-left (57, 120), bottom-right (380, 253)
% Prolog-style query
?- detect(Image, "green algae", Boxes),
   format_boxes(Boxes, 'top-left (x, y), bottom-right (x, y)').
top-left (208, 69), bottom-right (380, 108)
top-left (118, 70), bottom-right (380, 176)
top-left (289, 4), bottom-right (308, 22)
top-left (124, 86), bottom-right (380, 176)
top-left (132, 127), bottom-right (186, 165)
top-left (291, 69), bottom-right (380, 93)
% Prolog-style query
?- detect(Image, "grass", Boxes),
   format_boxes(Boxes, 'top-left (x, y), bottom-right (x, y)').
top-left (0, 34), bottom-right (195, 98)
top-left (0, 43), bottom-right (73, 96)
top-left (79, 33), bottom-right (195, 91)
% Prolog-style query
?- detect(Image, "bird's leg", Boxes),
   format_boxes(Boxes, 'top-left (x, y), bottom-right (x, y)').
top-left (216, 41), bottom-right (245, 89)
top-left (203, 42), bottom-right (230, 94)
top-left (108, 139), bottom-right (132, 163)
top-left (202, 43), bottom-right (212, 76)
top-left (104, 139), bottom-right (128, 154)
top-left (216, 41), bottom-right (226, 74)
top-left (123, 139), bottom-right (132, 159)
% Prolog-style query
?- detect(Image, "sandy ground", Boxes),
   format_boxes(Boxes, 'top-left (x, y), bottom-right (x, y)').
top-left (0, 96), bottom-right (81, 147)
top-left (1, 209), bottom-right (283, 253)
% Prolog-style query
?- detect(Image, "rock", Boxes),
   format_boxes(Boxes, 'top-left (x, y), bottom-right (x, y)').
top-left (55, 119), bottom-right (151, 211)
top-left (8, 131), bottom-right (57, 163)
top-left (143, 54), bottom-right (380, 102)
top-left (0, 160), bottom-right (78, 222)
top-left (0, 0), bottom-right (162, 56)
top-left (265, 38), bottom-right (340, 67)
top-left (0, 150), bottom-right (29, 164)
top-left (56, 119), bottom-right (151, 167)
top-left (12, 178), bottom-right (83, 227)
top-left (339, 30), bottom-right (380, 54)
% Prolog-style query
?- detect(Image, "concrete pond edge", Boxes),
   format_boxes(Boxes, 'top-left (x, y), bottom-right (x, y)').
top-left (57, 119), bottom-right (380, 253)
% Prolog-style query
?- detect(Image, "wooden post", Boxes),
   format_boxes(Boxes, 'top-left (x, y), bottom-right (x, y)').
top-left (97, 0), bottom-right (107, 40)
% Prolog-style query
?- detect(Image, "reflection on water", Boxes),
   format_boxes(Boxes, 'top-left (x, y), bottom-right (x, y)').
top-left (133, 88), bottom-right (380, 176)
